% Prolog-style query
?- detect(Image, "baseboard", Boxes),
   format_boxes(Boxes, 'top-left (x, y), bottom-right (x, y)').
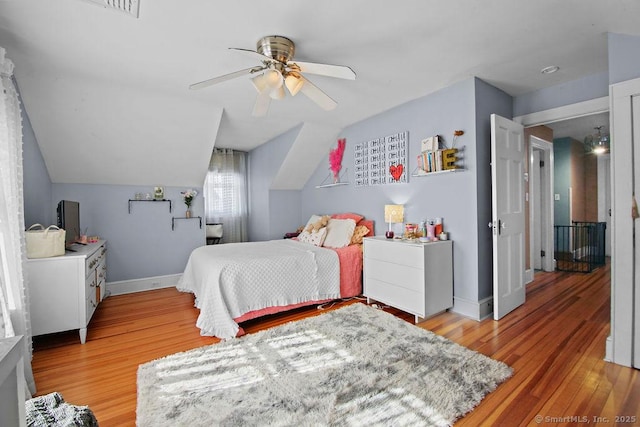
top-left (450, 296), bottom-right (493, 321)
top-left (106, 274), bottom-right (181, 296)
top-left (604, 335), bottom-right (613, 362)
top-left (525, 269), bottom-right (534, 284)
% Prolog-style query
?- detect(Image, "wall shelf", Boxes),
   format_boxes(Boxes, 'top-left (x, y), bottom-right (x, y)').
top-left (316, 182), bottom-right (349, 189)
top-left (316, 168), bottom-right (349, 188)
top-left (172, 216), bottom-right (202, 230)
top-left (128, 199), bottom-right (172, 213)
top-left (411, 168), bottom-right (464, 178)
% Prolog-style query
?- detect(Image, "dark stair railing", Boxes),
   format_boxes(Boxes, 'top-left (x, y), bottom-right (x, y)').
top-left (553, 221), bottom-right (606, 273)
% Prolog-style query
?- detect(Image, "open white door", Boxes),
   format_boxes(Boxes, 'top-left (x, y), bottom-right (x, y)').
top-left (491, 114), bottom-right (526, 320)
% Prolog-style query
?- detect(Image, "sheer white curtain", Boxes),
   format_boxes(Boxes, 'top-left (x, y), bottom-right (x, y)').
top-left (204, 148), bottom-right (248, 243)
top-left (0, 47), bottom-right (36, 394)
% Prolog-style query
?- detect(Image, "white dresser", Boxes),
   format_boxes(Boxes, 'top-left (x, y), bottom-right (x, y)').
top-left (363, 237), bottom-right (453, 322)
top-left (26, 240), bottom-right (107, 344)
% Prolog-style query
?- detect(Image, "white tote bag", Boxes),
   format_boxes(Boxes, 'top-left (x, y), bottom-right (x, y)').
top-left (25, 224), bottom-right (66, 259)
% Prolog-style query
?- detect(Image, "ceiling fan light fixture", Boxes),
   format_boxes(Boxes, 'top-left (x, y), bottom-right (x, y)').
top-left (285, 74), bottom-right (304, 96)
top-left (264, 69), bottom-right (283, 90)
top-left (270, 85), bottom-right (286, 100)
top-left (251, 74), bottom-right (269, 93)
top-left (190, 35), bottom-right (355, 116)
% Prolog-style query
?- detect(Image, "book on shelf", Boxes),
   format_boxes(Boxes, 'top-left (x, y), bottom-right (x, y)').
top-left (416, 148), bottom-right (459, 173)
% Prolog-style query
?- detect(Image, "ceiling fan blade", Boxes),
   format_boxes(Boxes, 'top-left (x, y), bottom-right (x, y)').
top-left (252, 92), bottom-right (271, 117)
top-left (189, 66), bottom-right (261, 90)
top-left (299, 76), bottom-right (337, 111)
top-left (290, 61), bottom-right (356, 80)
top-left (229, 48), bottom-right (275, 64)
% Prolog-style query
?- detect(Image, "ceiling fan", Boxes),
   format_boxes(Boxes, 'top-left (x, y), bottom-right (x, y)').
top-left (189, 35), bottom-right (356, 117)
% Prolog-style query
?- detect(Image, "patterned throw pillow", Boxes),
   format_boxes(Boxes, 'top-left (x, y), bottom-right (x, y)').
top-left (297, 227), bottom-right (327, 246)
top-left (350, 225), bottom-right (370, 245)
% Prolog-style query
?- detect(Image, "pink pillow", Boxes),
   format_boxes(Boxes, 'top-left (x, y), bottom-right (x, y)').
top-left (357, 219), bottom-right (375, 236)
top-left (331, 213), bottom-right (364, 223)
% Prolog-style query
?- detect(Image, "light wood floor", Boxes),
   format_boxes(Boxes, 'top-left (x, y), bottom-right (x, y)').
top-left (31, 260), bottom-right (639, 426)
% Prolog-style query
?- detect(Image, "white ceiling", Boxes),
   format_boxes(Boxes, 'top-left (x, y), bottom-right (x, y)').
top-left (1, 0), bottom-right (638, 187)
top-left (545, 112), bottom-right (610, 143)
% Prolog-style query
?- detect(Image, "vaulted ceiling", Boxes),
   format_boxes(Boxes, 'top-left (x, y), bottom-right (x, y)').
top-left (1, 1), bottom-right (638, 187)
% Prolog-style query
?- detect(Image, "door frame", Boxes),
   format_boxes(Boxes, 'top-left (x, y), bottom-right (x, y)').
top-left (529, 136), bottom-right (555, 273)
top-left (609, 77), bottom-right (640, 368)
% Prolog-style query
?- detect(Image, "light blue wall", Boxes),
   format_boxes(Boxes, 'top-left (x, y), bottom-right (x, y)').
top-left (299, 77), bottom-right (497, 303)
top-left (247, 124), bottom-right (302, 241)
top-left (269, 190), bottom-right (301, 239)
top-left (474, 79), bottom-right (513, 300)
top-left (552, 138), bottom-right (572, 226)
top-left (18, 78), bottom-right (53, 227)
top-left (512, 72), bottom-right (609, 117)
top-left (51, 184), bottom-right (204, 282)
top-left (608, 33), bottom-right (640, 84)
top-left (20, 80), bottom-right (204, 283)
top-left (513, 33), bottom-right (640, 117)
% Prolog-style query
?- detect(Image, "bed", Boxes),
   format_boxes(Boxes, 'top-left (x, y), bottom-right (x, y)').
top-left (177, 213), bottom-right (373, 339)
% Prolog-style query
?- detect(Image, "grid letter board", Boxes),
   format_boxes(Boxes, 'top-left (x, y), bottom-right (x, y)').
top-left (354, 131), bottom-right (408, 187)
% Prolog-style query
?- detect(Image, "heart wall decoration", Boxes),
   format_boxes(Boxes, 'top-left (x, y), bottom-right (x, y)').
top-left (389, 164), bottom-right (404, 181)
top-left (354, 131), bottom-right (408, 186)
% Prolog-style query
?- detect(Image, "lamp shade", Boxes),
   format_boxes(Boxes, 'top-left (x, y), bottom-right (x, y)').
top-left (264, 69), bottom-right (283, 89)
top-left (285, 74), bottom-right (304, 96)
top-left (251, 74), bottom-right (269, 93)
top-left (384, 204), bottom-right (404, 224)
top-left (269, 85), bottom-right (286, 100)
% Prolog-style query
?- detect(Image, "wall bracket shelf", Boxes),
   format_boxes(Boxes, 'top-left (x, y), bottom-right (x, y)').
top-left (128, 199), bottom-right (172, 213)
top-left (411, 167), bottom-right (464, 177)
top-left (316, 168), bottom-right (349, 188)
top-left (172, 216), bottom-right (202, 230)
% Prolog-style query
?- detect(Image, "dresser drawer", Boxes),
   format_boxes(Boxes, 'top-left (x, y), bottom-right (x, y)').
top-left (364, 260), bottom-right (424, 292)
top-left (364, 239), bottom-right (424, 268)
top-left (365, 278), bottom-right (425, 316)
top-left (85, 289), bottom-right (97, 324)
top-left (85, 250), bottom-right (101, 278)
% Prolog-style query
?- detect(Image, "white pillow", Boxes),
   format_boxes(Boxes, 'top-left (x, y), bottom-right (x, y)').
top-left (303, 214), bottom-right (322, 231)
top-left (298, 228), bottom-right (327, 247)
top-left (323, 218), bottom-right (356, 248)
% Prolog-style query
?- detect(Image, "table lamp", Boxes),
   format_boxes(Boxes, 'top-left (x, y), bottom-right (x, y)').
top-left (384, 204), bottom-right (404, 238)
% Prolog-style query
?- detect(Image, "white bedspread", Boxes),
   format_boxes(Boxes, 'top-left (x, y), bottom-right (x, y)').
top-left (177, 239), bottom-right (340, 339)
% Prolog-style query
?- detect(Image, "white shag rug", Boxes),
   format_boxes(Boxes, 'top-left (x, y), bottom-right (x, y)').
top-left (137, 303), bottom-right (512, 426)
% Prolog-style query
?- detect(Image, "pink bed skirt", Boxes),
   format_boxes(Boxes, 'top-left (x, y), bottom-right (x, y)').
top-left (233, 244), bottom-right (363, 325)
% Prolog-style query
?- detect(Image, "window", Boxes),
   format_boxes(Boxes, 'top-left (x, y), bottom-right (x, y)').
top-left (203, 149), bottom-right (248, 243)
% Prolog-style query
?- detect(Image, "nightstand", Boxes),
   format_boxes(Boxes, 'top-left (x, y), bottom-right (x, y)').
top-left (363, 236), bottom-right (453, 322)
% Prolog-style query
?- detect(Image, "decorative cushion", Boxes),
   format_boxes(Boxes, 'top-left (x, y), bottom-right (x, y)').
top-left (357, 219), bottom-right (375, 237)
top-left (331, 213), bottom-right (364, 223)
top-left (26, 392), bottom-right (99, 427)
top-left (303, 214), bottom-right (322, 231)
top-left (350, 225), bottom-right (370, 245)
top-left (323, 218), bottom-right (356, 248)
top-left (297, 228), bottom-right (327, 247)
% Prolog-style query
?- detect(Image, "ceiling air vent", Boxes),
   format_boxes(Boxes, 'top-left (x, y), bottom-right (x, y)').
top-left (82, 0), bottom-right (140, 18)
